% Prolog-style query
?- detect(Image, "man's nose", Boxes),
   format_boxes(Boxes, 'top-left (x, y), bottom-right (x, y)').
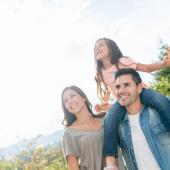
top-left (118, 86), bottom-right (126, 94)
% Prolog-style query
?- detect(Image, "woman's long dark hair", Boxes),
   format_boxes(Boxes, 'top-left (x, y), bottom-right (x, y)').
top-left (61, 85), bottom-right (105, 127)
top-left (94, 38), bottom-right (123, 103)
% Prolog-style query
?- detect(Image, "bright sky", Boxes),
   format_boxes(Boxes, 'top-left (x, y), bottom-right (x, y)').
top-left (0, 0), bottom-right (170, 148)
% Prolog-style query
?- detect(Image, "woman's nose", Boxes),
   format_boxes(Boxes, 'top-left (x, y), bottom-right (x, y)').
top-left (95, 46), bottom-right (100, 52)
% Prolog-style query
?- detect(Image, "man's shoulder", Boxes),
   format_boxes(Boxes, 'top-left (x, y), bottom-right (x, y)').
top-left (143, 106), bottom-right (159, 115)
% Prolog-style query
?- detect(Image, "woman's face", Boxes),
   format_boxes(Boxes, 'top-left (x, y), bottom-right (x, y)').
top-left (63, 89), bottom-right (86, 115)
top-left (94, 39), bottom-right (110, 61)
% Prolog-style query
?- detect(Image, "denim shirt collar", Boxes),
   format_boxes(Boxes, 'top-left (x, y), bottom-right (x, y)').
top-left (122, 105), bottom-right (146, 123)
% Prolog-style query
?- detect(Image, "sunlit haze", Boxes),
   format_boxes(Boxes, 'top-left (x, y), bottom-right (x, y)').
top-left (0, 0), bottom-right (170, 148)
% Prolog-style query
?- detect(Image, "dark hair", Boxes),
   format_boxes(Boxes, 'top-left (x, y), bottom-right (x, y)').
top-left (95, 37), bottom-right (123, 76)
top-left (94, 38), bottom-right (123, 102)
top-left (115, 68), bottom-right (142, 85)
top-left (61, 85), bottom-right (105, 127)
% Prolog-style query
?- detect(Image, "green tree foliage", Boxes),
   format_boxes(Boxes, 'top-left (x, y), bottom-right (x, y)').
top-left (151, 42), bottom-right (170, 96)
top-left (154, 43), bottom-right (170, 81)
top-left (0, 160), bottom-right (16, 170)
top-left (0, 144), bottom-right (67, 170)
top-left (151, 77), bottom-right (170, 96)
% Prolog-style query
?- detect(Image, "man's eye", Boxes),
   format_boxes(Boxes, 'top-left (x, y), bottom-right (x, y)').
top-left (125, 84), bottom-right (130, 86)
top-left (115, 85), bottom-right (120, 89)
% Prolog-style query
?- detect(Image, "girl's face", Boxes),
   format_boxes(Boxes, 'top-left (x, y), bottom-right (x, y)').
top-left (63, 89), bottom-right (86, 115)
top-left (94, 39), bottom-right (110, 61)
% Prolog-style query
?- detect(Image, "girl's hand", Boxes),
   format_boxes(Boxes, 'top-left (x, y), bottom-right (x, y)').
top-left (95, 103), bottom-right (112, 112)
top-left (163, 47), bottom-right (170, 66)
top-left (103, 90), bottom-right (111, 103)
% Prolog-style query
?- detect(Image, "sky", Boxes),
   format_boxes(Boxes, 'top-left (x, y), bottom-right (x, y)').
top-left (0, 0), bottom-right (170, 148)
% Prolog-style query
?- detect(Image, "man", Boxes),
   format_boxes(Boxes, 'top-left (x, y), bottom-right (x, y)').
top-left (104, 68), bottom-right (170, 170)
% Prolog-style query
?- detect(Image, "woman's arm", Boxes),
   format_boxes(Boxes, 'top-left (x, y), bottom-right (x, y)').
top-left (67, 155), bottom-right (80, 170)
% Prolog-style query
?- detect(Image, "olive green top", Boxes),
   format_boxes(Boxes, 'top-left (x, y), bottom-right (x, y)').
top-left (62, 118), bottom-right (104, 170)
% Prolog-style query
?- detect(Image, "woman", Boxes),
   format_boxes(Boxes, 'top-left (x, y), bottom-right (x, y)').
top-left (94, 37), bottom-right (170, 169)
top-left (62, 85), bottom-right (106, 170)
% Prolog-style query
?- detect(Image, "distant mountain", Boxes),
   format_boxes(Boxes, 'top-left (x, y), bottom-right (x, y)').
top-left (0, 130), bottom-right (63, 160)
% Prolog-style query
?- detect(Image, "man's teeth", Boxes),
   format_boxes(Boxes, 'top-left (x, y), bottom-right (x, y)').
top-left (120, 96), bottom-right (128, 100)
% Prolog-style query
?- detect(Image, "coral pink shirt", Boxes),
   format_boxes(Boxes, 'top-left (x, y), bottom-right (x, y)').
top-left (102, 57), bottom-right (138, 96)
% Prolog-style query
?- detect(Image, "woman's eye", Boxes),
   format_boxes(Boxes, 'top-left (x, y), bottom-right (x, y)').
top-left (63, 99), bottom-right (68, 104)
top-left (71, 94), bottom-right (76, 98)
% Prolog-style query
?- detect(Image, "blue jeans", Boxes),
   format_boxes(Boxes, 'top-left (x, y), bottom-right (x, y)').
top-left (103, 88), bottom-right (170, 157)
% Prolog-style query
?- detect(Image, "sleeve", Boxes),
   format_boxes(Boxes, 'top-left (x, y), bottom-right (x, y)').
top-left (118, 57), bottom-right (137, 70)
top-left (62, 129), bottom-right (80, 160)
top-left (103, 102), bottom-right (125, 157)
top-left (141, 88), bottom-right (170, 130)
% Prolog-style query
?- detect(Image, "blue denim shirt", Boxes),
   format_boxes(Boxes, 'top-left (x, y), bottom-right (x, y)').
top-left (118, 106), bottom-right (170, 170)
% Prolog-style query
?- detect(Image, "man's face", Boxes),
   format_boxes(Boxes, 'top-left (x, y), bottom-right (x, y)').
top-left (115, 74), bottom-right (142, 107)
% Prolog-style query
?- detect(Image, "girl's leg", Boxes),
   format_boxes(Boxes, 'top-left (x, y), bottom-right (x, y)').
top-left (103, 102), bottom-right (126, 156)
top-left (141, 88), bottom-right (170, 130)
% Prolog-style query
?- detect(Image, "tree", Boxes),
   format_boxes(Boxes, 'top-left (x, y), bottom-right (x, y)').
top-left (151, 41), bottom-right (170, 96)
top-left (0, 144), bottom-right (67, 170)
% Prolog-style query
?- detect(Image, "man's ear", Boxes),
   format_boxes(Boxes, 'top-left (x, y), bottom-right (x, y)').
top-left (138, 83), bottom-right (143, 94)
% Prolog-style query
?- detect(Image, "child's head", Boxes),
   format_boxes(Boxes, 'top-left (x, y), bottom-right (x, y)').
top-left (94, 38), bottom-right (123, 69)
top-left (94, 38), bottom-right (123, 102)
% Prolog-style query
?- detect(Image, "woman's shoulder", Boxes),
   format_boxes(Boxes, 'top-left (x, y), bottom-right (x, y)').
top-left (63, 127), bottom-right (70, 136)
top-left (94, 115), bottom-right (105, 127)
top-left (63, 125), bottom-right (85, 135)
top-left (63, 127), bottom-right (78, 140)
top-left (63, 127), bottom-right (76, 135)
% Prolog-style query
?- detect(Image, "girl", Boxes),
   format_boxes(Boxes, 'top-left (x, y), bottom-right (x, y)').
top-left (94, 38), bottom-right (170, 169)
top-left (62, 85), bottom-right (106, 170)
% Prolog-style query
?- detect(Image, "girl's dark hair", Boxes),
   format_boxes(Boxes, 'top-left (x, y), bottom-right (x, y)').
top-left (94, 38), bottom-right (123, 102)
top-left (61, 85), bottom-right (105, 127)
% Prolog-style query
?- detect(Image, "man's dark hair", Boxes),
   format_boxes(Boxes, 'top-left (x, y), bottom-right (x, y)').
top-left (115, 68), bottom-right (142, 85)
